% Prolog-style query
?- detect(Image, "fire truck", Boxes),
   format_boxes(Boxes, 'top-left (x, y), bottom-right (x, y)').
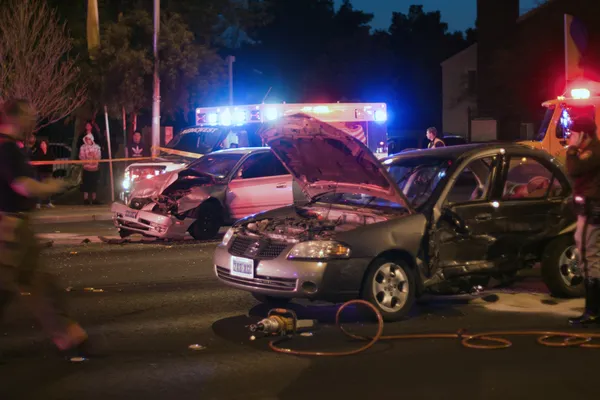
top-left (194, 102), bottom-right (389, 156)
top-left (518, 80), bottom-right (600, 163)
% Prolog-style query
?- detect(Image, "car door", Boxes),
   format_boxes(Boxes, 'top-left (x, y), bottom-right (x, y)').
top-left (226, 151), bottom-right (293, 220)
top-left (432, 152), bottom-right (505, 273)
top-left (492, 152), bottom-right (573, 255)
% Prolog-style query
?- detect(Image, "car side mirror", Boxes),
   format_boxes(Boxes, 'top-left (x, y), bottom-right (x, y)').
top-left (440, 208), bottom-right (469, 235)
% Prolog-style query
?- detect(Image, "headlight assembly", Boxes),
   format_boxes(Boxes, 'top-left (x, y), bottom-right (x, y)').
top-left (287, 241), bottom-right (351, 260)
top-left (221, 227), bottom-right (235, 246)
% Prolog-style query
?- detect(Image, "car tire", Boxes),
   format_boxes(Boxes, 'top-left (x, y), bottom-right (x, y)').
top-left (251, 293), bottom-right (291, 306)
top-left (189, 201), bottom-right (223, 240)
top-left (361, 257), bottom-right (416, 322)
top-left (119, 229), bottom-right (134, 238)
top-left (541, 235), bottom-right (584, 298)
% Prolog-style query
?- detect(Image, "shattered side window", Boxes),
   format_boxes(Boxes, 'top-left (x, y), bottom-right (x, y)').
top-left (446, 157), bottom-right (495, 204)
top-left (501, 157), bottom-right (560, 200)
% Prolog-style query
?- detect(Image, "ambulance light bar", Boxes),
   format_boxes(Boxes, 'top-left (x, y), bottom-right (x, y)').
top-left (571, 88), bottom-right (591, 99)
top-left (195, 103), bottom-right (387, 126)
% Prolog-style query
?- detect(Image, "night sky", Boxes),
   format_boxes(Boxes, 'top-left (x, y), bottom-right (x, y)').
top-left (334, 0), bottom-right (540, 32)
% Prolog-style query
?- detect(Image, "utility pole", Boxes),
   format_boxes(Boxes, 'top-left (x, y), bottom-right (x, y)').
top-left (228, 55), bottom-right (235, 106)
top-left (152, 0), bottom-right (161, 157)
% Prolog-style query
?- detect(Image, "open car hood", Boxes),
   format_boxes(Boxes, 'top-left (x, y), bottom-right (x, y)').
top-left (129, 170), bottom-right (181, 199)
top-left (259, 114), bottom-right (413, 212)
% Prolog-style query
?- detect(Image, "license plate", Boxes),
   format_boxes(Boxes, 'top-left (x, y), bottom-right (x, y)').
top-left (230, 256), bottom-right (254, 279)
top-left (125, 210), bottom-right (138, 219)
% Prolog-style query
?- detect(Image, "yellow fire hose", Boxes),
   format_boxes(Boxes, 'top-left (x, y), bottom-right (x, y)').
top-left (267, 300), bottom-right (600, 357)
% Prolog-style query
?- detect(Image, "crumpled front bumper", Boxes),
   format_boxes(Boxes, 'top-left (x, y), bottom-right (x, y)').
top-left (111, 202), bottom-right (195, 239)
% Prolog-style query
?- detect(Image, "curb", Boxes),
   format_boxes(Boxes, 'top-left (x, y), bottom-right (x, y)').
top-left (32, 212), bottom-right (113, 224)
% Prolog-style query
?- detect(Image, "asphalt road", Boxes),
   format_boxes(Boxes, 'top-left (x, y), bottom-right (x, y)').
top-left (1, 240), bottom-right (600, 400)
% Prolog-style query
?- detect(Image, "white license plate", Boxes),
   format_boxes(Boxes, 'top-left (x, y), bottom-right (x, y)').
top-left (230, 256), bottom-right (254, 279)
top-left (125, 210), bottom-right (138, 219)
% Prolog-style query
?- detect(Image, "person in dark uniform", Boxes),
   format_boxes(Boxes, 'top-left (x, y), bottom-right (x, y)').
top-left (0, 99), bottom-right (90, 359)
top-left (565, 116), bottom-right (600, 326)
top-left (426, 127), bottom-right (445, 148)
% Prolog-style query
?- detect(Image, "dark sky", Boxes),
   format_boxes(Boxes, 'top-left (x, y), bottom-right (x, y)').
top-left (334, 0), bottom-right (540, 32)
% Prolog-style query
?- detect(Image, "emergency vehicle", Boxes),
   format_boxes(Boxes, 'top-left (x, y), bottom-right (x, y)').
top-left (518, 80), bottom-right (600, 163)
top-left (119, 102), bottom-right (388, 202)
top-left (194, 102), bottom-right (389, 156)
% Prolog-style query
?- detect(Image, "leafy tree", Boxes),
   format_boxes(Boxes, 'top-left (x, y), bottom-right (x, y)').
top-left (0, 0), bottom-right (86, 133)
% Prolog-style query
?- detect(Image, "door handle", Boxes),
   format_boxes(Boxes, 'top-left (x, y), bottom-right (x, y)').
top-left (475, 213), bottom-right (492, 221)
top-left (276, 183), bottom-right (287, 188)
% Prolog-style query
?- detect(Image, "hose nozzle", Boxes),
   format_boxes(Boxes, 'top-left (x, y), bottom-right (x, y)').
top-left (248, 308), bottom-right (317, 336)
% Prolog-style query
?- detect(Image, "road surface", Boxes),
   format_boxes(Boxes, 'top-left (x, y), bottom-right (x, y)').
top-left (1, 240), bottom-right (599, 400)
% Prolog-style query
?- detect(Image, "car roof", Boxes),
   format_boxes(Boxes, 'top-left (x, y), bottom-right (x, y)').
top-left (383, 142), bottom-right (557, 164)
top-left (207, 147), bottom-right (270, 156)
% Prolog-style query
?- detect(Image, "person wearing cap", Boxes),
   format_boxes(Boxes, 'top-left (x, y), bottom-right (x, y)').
top-left (565, 116), bottom-right (600, 326)
top-left (0, 99), bottom-right (90, 360)
top-left (426, 127), bottom-right (445, 148)
top-left (79, 132), bottom-right (102, 205)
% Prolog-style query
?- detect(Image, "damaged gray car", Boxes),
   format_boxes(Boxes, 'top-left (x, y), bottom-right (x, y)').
top-left (214, 114), bottom-right (580, 321)
top-left (112, 147), bottom-right (303, 240)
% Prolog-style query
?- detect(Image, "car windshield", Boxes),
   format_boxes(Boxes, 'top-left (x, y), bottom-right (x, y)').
top-left (387, 158), bottom-right (451, 208)
top-left (536, 106), bottom-right (555, 141)
top-left (186, 153), bottom-right (244, 178)
top-left (309, 158), bottom-right (451, 210)
top-left (165, 127), bottom-right (224, 154)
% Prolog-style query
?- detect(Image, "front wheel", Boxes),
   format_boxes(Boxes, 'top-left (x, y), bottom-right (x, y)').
top-left (541, 235), bottom-right (584, 298)
top-left (188, 201), bottom-right (223, 240)
top-left (361, 258), bottom-right (416, 321)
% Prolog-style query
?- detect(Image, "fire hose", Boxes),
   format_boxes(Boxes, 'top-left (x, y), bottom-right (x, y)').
top-left (250, 300), bottom-right (600, 357)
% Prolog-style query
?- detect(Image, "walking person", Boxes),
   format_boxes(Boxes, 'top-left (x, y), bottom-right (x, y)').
top-left (32, 140), bottom-right (56, 208)
top-left (79, 133), bottom-right (102, 205)
top-left (0, 99), bottom-right (89, 359)
top-left (565, 116), bottom-right (600, 326)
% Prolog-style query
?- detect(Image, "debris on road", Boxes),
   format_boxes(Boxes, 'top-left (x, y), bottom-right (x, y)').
top-left (188, 344), bottom-right (206, 351)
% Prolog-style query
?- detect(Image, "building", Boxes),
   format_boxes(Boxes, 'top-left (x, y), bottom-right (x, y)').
top-left (440, 44), bottom-right (477, 138)
top-left (442, 0), bottom-right (600, 141)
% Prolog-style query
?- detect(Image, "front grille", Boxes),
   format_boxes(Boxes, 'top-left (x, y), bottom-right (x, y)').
top-left (216, 266), bottom-right (297, 291)
top-left (228, 236), bottom-right (289, 260)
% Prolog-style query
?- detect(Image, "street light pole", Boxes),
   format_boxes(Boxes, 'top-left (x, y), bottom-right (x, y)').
top-left (228, 55), bottom-right (235, 106)
top-left (152, 0), bottom-right (161, 157)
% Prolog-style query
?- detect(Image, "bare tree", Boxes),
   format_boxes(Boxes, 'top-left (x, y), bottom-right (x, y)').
top-left (0, 0), bottom-right (86, 132)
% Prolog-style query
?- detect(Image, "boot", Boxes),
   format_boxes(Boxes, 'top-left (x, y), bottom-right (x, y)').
top-left (569, 278), bottom-right (600, 326)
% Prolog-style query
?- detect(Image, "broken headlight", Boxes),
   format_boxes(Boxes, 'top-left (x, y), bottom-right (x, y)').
top-left (287, 241), bottom-right (351, 260)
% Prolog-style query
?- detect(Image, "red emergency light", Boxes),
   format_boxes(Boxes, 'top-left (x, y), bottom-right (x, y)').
top-left (571, 88), bottom-right (591, 99)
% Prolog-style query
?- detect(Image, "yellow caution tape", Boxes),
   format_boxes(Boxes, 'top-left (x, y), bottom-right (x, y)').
top-left (152, 146), bottom-right (203, 159)
top-left (29, 156), bottom-right (154, 166)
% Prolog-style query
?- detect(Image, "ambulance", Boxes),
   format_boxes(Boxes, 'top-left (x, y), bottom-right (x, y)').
top-left (518, 80), bottom-right (600, 163)
top-left (194, 102), bottom-right (389, 156)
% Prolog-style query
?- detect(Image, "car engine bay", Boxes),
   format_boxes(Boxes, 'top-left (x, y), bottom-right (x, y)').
top-left (237, 206), bottom-right (393, 243)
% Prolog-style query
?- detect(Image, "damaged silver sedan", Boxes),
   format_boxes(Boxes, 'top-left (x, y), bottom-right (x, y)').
top-left (112, 147), bottom-right (302, 240)
top-left (214, 114), bottom-right (579, 321)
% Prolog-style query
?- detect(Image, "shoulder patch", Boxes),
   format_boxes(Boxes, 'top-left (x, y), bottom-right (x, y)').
top-left (579, 150), bottom-right (593, 160)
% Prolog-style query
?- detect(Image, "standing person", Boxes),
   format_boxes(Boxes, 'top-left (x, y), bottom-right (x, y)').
top-left (32, 140), bottom-right (56, 208)
top-left (426, 127), bottom-right (445, 148)
top-left (79, 133), bottom-right (102, 205)
top-left (0, 99), bottom-right (89, 359)
top-left (126, 130), bottom-right (150, 159)
top-left (565, 116), bottom-right (600, 326)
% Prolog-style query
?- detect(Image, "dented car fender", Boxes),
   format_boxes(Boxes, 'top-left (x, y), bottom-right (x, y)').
top-left (177, 186), bottom-right (227, 215)
top-left (335, 213), bottom-right (428, 261)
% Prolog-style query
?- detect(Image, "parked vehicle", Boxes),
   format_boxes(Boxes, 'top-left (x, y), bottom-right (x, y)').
top-left (214, 115), bottom-right (579, 321)
top-left (389, 134), bottom-right (468, 155)
top-left (112, 147), bottom-right (303, 240)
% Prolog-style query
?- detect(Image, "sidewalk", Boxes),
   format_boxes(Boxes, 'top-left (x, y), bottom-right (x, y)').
top-left (32, 205), bottom-right (113, 224)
